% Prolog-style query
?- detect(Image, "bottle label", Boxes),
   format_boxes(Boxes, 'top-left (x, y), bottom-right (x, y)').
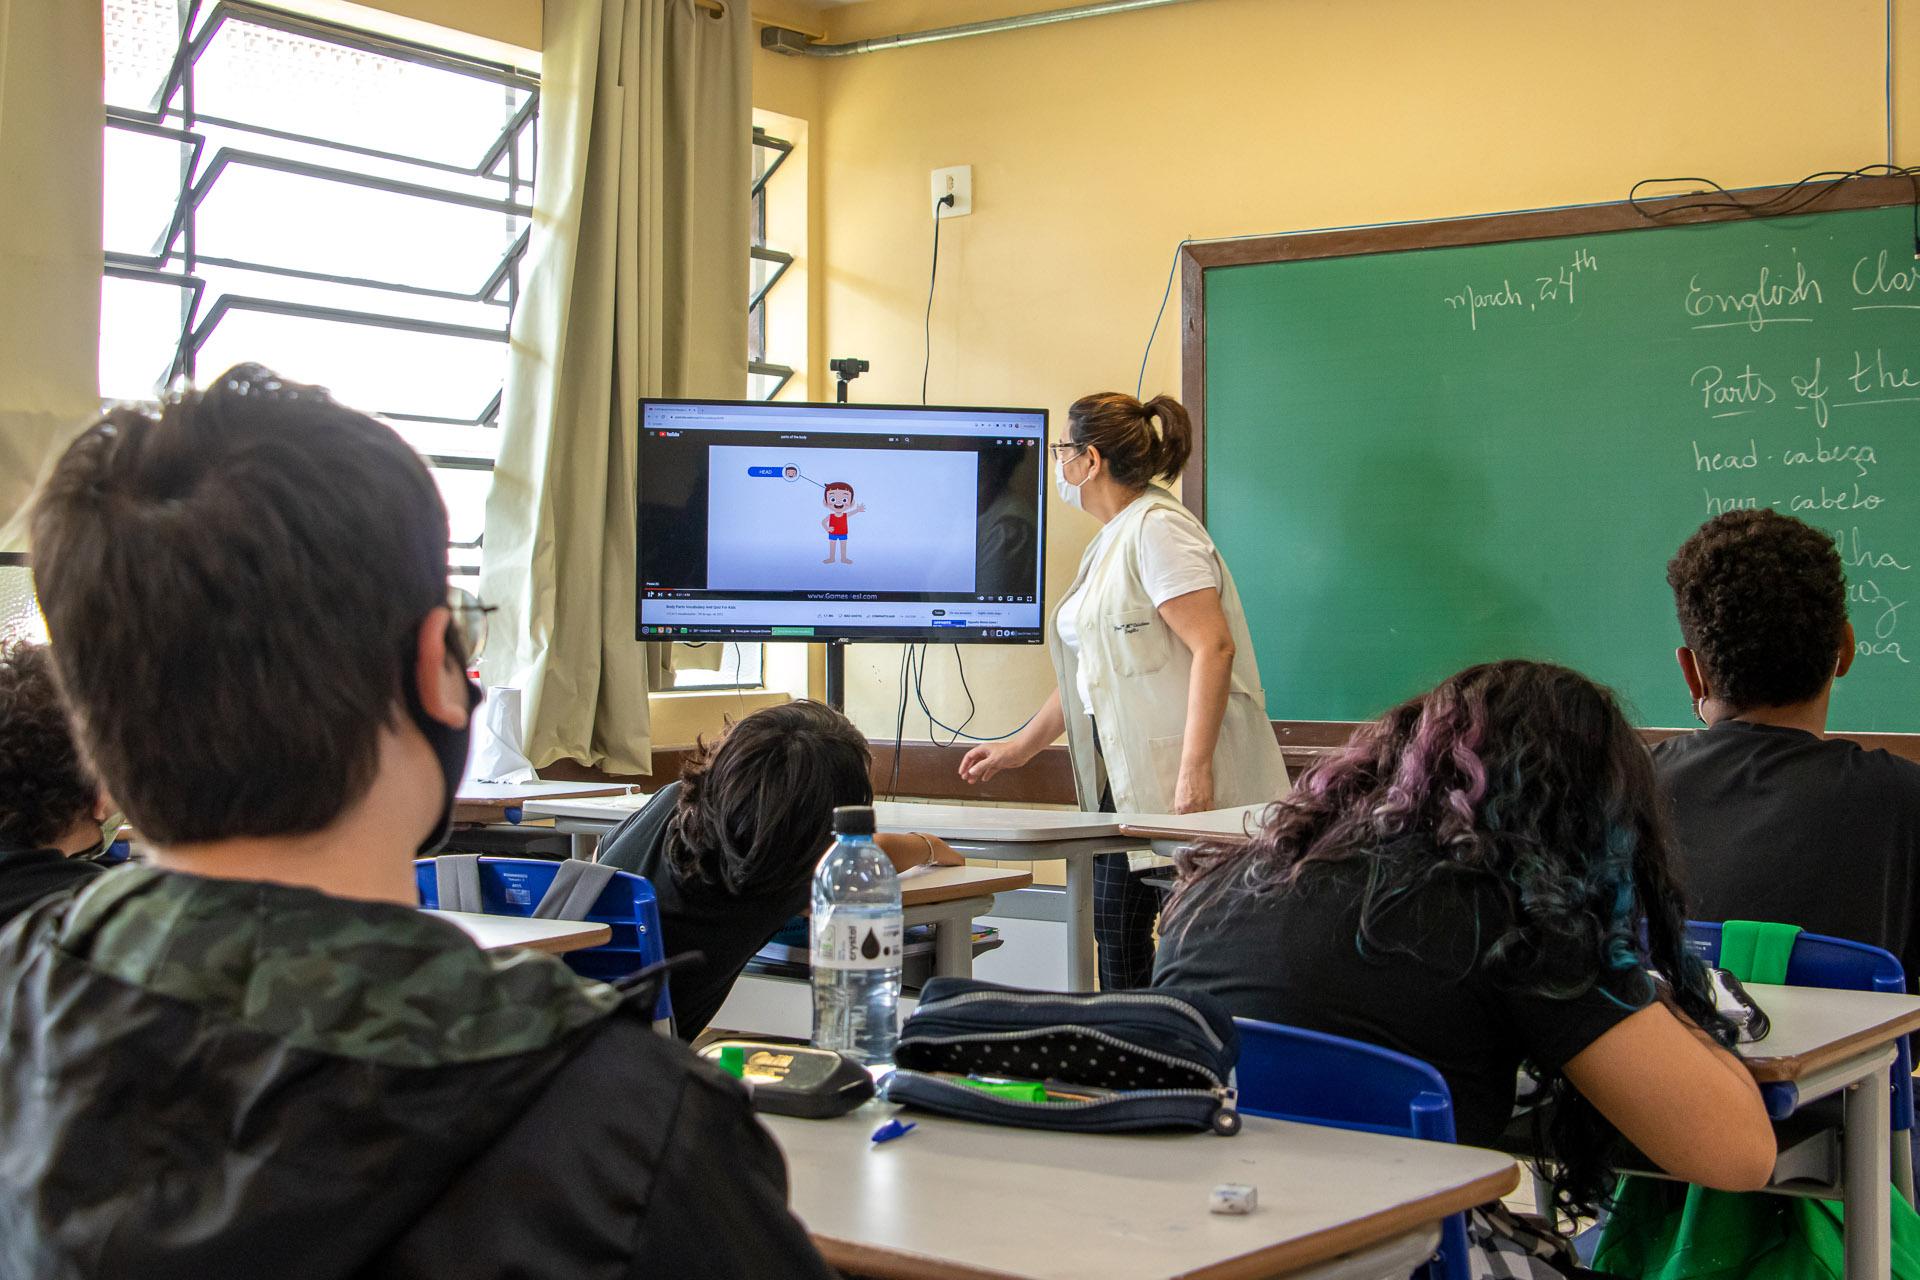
top-left (812, 908), bottom-right (904, 971)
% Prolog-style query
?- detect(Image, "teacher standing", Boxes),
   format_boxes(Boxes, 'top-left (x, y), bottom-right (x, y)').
top-left (960, 392), bottom-right (1289, 989)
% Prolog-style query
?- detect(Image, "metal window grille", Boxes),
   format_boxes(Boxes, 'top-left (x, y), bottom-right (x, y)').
top-left (100, 0), bottom-right (538, 588)
top-left (749, 126), bottom-right (794, 402)
top-left (693, 126), bottom-right (799, 689)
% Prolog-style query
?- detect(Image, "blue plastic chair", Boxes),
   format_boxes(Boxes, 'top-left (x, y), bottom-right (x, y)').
top-left (1234, 1017), bottom-right (1472, 1280)
top-left (1684, 920), bottom-right (1915, 1200)
top-left (415, 856), bottom-right (672, 1028)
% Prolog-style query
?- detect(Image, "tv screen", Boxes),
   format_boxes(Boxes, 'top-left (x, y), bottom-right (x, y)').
top-left (638, 398), bottom-right (1048, 643)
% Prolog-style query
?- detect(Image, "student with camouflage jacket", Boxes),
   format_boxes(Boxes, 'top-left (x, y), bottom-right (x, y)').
top-left (0, 367), bottom-right (836, 1280)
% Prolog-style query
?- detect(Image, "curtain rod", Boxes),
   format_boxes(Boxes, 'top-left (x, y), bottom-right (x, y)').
top-left (689, 2), bottom-right (830, 42)
top-left (760, 0), bottom-right (1205, 57)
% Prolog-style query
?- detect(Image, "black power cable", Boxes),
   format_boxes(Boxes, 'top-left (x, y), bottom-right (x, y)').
top-left (922, 193), bottom-right (955, 404)
top-left (1628, 165), bottom-right (1920, 258)
top-left (907, 643), bottom-right (1035, 746)
top-left (887, 643), bottom-right (911, 800)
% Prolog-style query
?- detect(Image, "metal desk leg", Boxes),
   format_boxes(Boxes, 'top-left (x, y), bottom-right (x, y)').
top-left (1064, 852), bottom-right (1096, 990)
top-left (930, 903), bottom-right (976, 979)
top-left (1897, 1124), bottom-right (1915, 1206)
top-left (1843, 1073), bottom-right (1893, 1280)
top-left (570, 832), bottom-right (600, 861)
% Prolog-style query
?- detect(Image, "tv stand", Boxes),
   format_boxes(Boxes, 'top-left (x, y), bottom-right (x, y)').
top-left (824, 639), bottom-right (848, 713)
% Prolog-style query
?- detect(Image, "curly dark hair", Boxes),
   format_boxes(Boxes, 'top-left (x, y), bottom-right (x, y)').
top-left (0, 640), bottom-right (97, 850)
top-left (667, 700), bottom-right (873, 896)
top-left (1667, 510), bottom-right (1848, 711)
top-left (1164, 660), bottom-right (1731, 1219)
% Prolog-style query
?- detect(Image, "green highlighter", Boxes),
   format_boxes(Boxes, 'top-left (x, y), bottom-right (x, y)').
top-left (952, 1075), bottom-right (1047, 1102)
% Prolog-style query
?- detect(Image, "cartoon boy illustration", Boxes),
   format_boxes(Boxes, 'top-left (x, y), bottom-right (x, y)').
top-left (821, 481), bottom-right (866, 564)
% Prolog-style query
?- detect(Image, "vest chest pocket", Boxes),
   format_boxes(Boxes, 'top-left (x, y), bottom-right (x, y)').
top-left (1104, 607), bottom-right (1170, 676)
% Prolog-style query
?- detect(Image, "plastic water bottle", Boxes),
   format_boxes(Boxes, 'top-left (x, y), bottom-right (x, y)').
top-left (811, 804), bottom-right (903, 1067)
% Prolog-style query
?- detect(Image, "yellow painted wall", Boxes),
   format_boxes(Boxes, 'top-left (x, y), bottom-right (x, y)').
top-left (758, 0), bottom-right (1920, 745)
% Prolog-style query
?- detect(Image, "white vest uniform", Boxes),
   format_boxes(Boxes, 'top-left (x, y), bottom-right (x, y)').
top-left (1049, 487), bottom-right (1290, 841)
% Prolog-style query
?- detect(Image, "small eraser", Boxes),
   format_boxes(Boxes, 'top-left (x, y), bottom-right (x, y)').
top-left (1209, 1183), bottom-right (1257, 1215)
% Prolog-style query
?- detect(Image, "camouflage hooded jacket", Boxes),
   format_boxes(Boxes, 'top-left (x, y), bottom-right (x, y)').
top-left (0, 867), bottom-right (837, 1280)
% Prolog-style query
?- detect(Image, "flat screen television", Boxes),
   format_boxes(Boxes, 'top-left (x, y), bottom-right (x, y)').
top-left (637, 398), bottom-right (1048, 643)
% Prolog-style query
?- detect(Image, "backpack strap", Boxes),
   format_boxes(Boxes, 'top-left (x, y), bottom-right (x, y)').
top-left (531, 858), bottom-right (618, 921)
top-left (1719, 919), bottom-right (1802, 985)
top-left (434, 854), bottom-right (486, 914)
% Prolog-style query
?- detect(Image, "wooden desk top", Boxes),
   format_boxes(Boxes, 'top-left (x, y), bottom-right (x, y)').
top-left (899, 863), bottom-right (1032, 906)
top-left (521, 789), bottom-right (658, 823)
top-left (767, 1102), bottom-right (1518, 1280)
top-left (526, 795), bottom-right (1127, 844)
top-left (1737, 983), bottom-right (1920, 1083)
top-left (1118, 804), bottom-right (1269, 848)
top-left (453, 780), bottom-right (636, 824)
top-left (425, 909), bottom-right (613, 955)
top-left (877, 802), bottom-right (1128, 844)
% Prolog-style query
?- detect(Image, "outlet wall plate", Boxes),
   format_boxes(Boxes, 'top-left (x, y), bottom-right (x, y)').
top-left (931, 164), bottom-right (973, 217)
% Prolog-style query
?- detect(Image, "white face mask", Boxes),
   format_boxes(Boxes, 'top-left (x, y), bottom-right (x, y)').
top-left (1054, 454), bottom-right (1086, 510)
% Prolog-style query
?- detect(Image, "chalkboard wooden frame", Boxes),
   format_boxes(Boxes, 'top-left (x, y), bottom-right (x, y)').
top-left (1178, 176), bottom-right (1920, 762)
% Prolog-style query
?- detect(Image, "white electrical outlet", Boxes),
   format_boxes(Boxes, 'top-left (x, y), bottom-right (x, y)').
top-left (931, 165), bottom-right (973, 217)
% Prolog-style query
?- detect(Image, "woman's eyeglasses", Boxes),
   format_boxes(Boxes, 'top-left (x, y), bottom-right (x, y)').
top-left (1048, 442), bottom-right (1085, 460)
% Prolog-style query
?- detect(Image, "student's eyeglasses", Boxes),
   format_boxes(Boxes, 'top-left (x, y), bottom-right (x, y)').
top-left (1048, 442), bottom-right (1085, 460)
top-left (447, 586), bottom-right (497, 665)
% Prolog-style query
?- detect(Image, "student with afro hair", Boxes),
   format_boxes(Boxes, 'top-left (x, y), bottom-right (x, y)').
top-left (1658, 509), bottom-right (1920, 987)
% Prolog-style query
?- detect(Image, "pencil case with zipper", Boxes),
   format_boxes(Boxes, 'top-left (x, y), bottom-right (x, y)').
top-left (885, 978), bottom-right (1241, 1135)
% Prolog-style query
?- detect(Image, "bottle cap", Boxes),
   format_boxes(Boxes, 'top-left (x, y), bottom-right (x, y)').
top-left (832, 805), bottom-right (876, 835)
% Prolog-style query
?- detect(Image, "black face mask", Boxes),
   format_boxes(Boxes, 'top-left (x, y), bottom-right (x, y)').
top-left (402, 660), bottom-right (483, 856)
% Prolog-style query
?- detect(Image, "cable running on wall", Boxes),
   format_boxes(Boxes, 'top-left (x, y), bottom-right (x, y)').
top-left (922, 194), bottom-right (954, 403)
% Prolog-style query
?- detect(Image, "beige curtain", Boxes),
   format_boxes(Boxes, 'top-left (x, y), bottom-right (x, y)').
top-left (0, 0), bottom-right (103, 551)
top-left (480, 0), bottom-right (751, 773)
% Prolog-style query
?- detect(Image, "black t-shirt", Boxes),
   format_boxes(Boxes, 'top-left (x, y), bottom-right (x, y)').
top-left (596, 782), bottom-right (808, 1041)
top-left (1152, 851), bottom-right (1647, 1146)
top-left (1656, 719), bottom-right (1920, 988)
top-left (0, 843), bottom-right (103, 927)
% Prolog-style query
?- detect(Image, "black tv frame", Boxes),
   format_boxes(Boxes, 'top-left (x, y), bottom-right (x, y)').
top-left (635, 396), bottom-right (1050, 654)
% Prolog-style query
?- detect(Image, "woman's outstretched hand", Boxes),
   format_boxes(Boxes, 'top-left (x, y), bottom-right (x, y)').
top-left (959, 740), bottom-right (1034, 785)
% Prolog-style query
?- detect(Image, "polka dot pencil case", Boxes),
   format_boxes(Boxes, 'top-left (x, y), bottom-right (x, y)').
top-left (886, 978), bottom-right (1241, 1135)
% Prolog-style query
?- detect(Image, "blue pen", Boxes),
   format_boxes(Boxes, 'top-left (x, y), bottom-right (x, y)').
top-left (870, 1119), bottom-right (916, 1144)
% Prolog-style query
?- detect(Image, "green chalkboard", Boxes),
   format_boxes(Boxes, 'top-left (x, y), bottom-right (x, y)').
top-left (1194, 187), bottom-right (1920, 731)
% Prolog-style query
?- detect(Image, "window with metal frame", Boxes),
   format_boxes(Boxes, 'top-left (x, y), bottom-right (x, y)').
top-left (100, 0), bottom-right (537, 589)
top-left (672, 125), bottom-right (795, 689)
top-left (666, 640), bottom-right (766, 691)
top-left (749, 125), bottom-right (794, 402)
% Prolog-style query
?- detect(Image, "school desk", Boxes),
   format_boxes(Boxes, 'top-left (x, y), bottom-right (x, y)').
top-left (424, 909), bottom-right (612, 956)
top-left (896, 863), bottom-right (1034, 978)
top-left (520, 789), bottom-right (653, 858)
top-left (869, 803), bottom-right (1269, 988)
top-left (525, 794), bottom-right (1134, 988)
top-left (451, 779), bottom-right (636, 827)
top-left (765, 1100), bottom-right (1519, 1280)
top-left (1119, 804), bottom-right (1268, 859)
top-left (1734, 983), bottom-right (1920, 1279)
top-left (1525, 984), bottom-right (1920, 1279)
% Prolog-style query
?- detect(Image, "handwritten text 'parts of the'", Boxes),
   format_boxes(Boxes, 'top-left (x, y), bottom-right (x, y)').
top-left (1685, 249), bottom-right (1917, 668)
top-left (1437, 243), bottom-right (1912, 668)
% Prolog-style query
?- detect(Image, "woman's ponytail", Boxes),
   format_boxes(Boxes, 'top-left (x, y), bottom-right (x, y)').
top-left (1066, 391), bottom-right (1195, 488)
top-left (1142, 395), bottom-right (1192, 482)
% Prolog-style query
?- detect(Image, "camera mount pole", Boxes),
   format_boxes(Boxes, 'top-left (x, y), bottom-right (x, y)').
top-left (822, 357), bottom-right (868, 707)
